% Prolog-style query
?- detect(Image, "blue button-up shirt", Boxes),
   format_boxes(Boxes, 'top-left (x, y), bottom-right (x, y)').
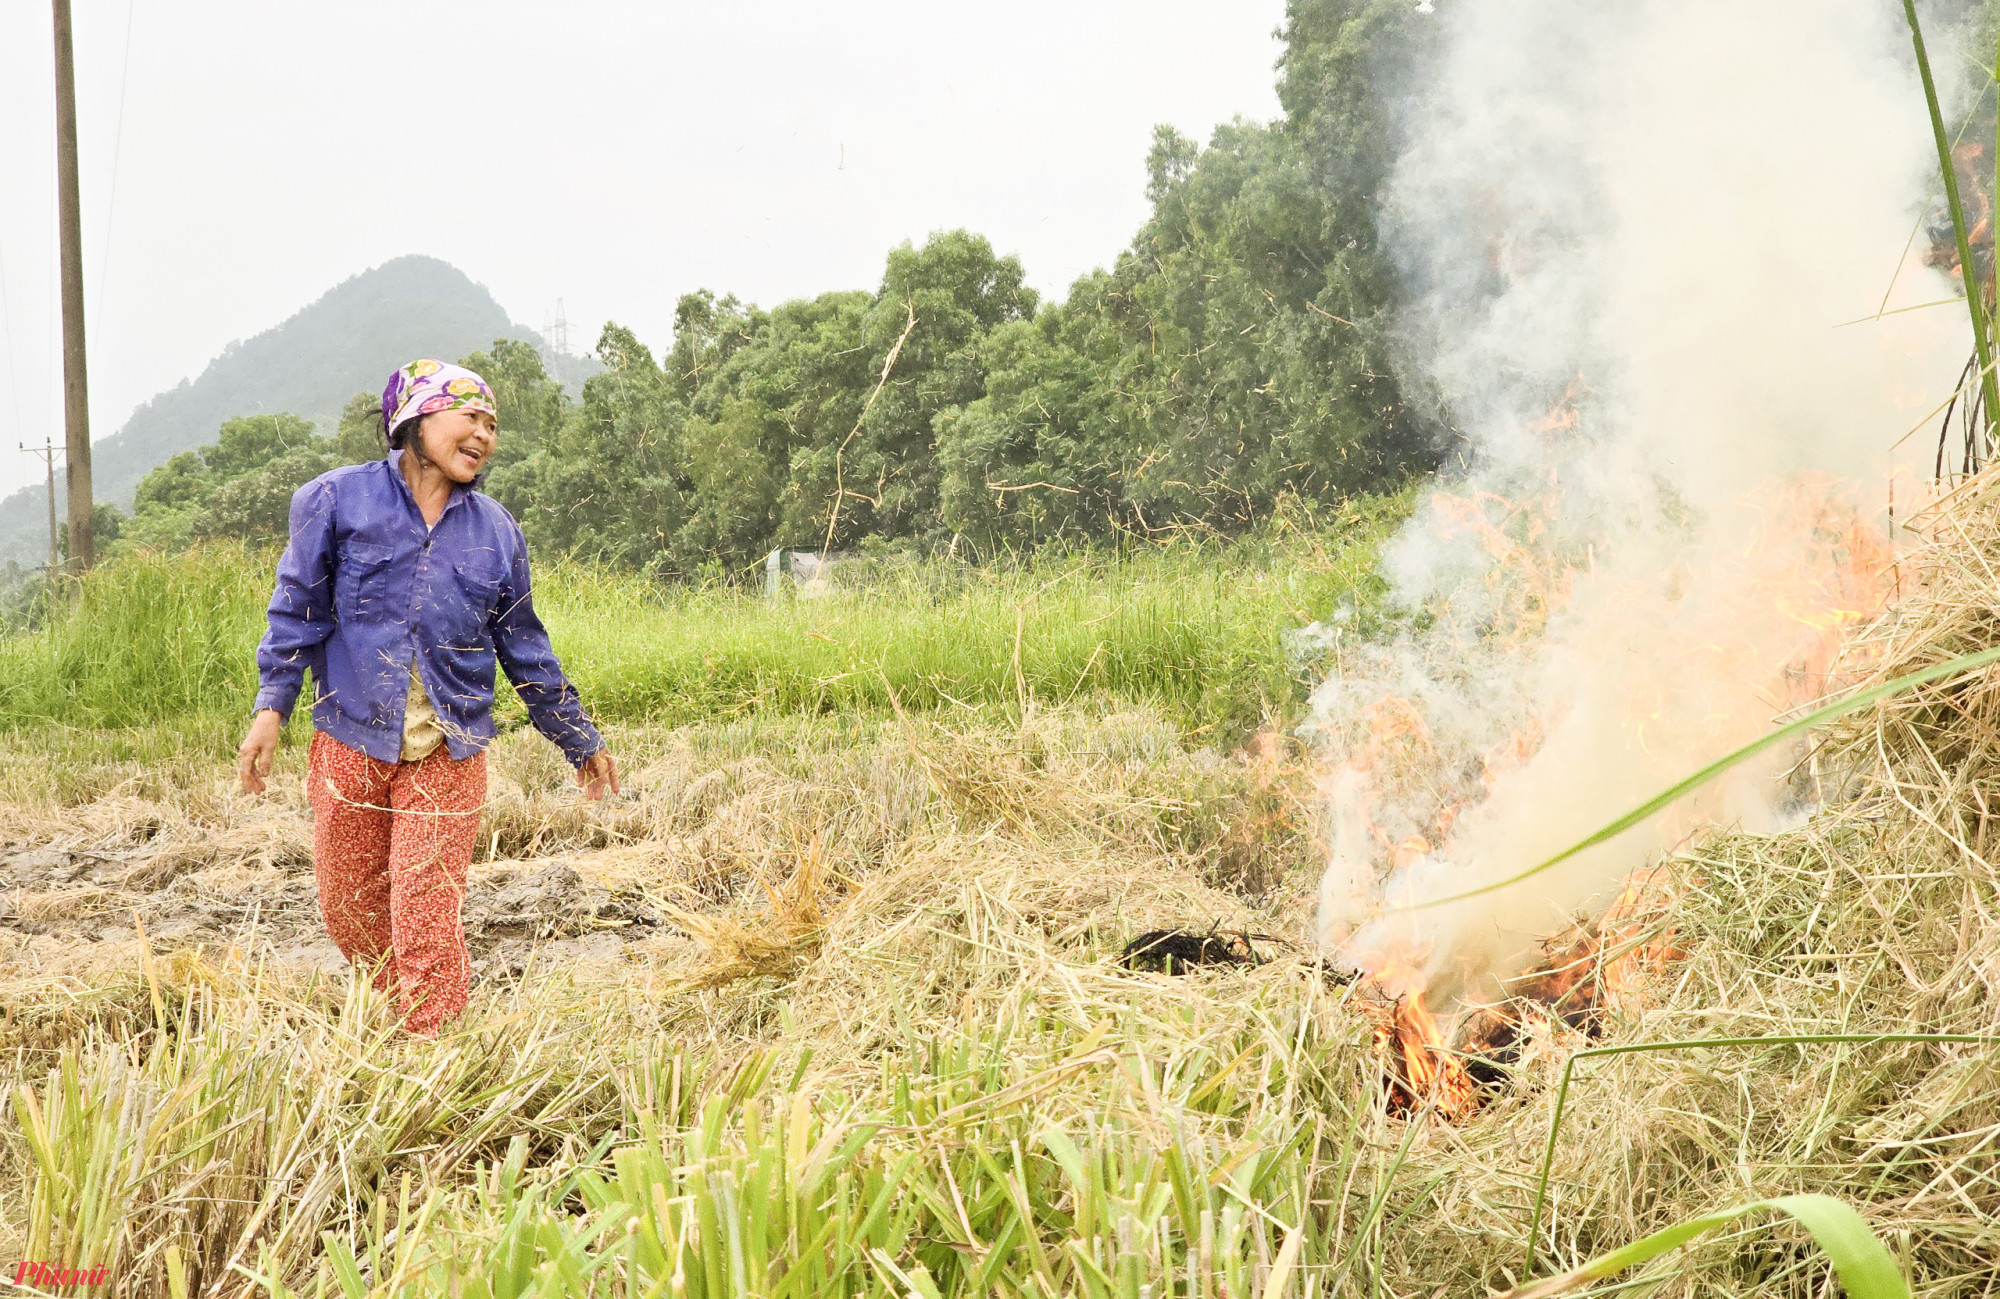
top-left (253, 452), bottom-right (603, 767)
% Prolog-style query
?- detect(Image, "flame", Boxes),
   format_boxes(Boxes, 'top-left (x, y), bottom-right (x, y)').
top-left (1363, 952), bottom-right (1480, 1118)
top-left (1374, 992), bottom-right (1479, 1118)
top-left (1529, 375), bottom-right (1588, 437)
top-left (1329, 438), bottom-right (1898, 1118)
top-left (1427, 488), bottom-right (1576, 646)
top-left (1360, 864), bottom-right (1684, 1122)
top-left (1364, 860), bottom-right (1688, 1124)
top-left (1480, 722), bottom-right (1542, 792)
top-left (1930, 141), bottom-right (1997, 288)
top-left (1501, 862), bottom-right (1685, 1024)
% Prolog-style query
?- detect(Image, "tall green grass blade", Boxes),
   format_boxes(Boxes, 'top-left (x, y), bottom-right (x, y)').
top-left (1904, 0), bottom-right (2000, 454)
top-left (1500, 1194), bottom-right (1908, 1299)
top-left (1399, 644), bottom-right (2000, 914)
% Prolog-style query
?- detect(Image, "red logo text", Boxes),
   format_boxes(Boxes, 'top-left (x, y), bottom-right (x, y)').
top-left (11, 1262), bottom-right (107, 1287)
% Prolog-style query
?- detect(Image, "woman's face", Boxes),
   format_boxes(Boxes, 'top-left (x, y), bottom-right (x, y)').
top-left (412, 408), bottom-right (498, 483)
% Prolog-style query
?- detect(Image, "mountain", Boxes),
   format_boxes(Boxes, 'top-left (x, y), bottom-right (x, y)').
top-left (0, 255), bottom-right (566, 565)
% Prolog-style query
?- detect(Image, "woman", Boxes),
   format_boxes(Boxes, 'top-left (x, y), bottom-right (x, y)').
top-left (236, 358), bottom-right (618, 1035)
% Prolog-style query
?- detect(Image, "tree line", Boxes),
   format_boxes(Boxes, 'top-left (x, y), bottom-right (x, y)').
top-left (120, 0), bottom-right (1437, 577)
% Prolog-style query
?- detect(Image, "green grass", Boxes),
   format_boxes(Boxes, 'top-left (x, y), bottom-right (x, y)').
top-left (15, 973), bottom-right (1360, 1299)
top-left (5, 948), bottom-right (1916, 1299)
top-left (0, 492), bottom-right (1409, 762)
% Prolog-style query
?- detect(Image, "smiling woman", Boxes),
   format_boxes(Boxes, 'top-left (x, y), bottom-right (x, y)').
top-left (233, 356), bottom-right (620, 1036)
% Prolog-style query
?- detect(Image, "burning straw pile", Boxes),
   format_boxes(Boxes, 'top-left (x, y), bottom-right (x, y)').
top-left (1335, 471), bottom-right (2000, 1295)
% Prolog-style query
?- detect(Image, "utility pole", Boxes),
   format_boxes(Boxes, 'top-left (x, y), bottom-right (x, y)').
top-left (52, 0), bottom-right (93, 572)
top-left (19, 441), bottom-right (61, 574)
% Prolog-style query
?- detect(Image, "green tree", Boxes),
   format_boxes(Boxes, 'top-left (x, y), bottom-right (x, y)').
top-left (129, 412), bottom-right (334, 549)
top-left (678, 397), bottom-right (786, 563)
top-left (935, 281), bottom-right (1128, 550)
top-left (123, 344), bottom-right (575, 555)
top-left (126, 449), bottom-right (207, 551)
top-left (195, 414), bottom-right (334, 544)
top-left (59, 503), bottom-right (124, 561)
top-left (683, 289), bottom-right (875, 561)
top-left (133, 450), bottom-right (211, 514)
top-left (334, 340), bottom-right (571, 470)
top-left (333, 393), bottom-right (386, 465)
top-left (484, 325), bottom-right (689, 570)
top-left (658, 233), bottom-right (1035, 565)
top-left (200, 413), bottom-right (321, 480)
top-left (691, 231), bottom-right (1036, 557)
top-left (453, 2), bottom-right (1434, 570)
top-left (667, 291), bottom-right (764, 405)
top-left (1114, 0), bottom-right (1435, 523)
top-left (835, 231), bottom-right (1037, 545)
top-left (458, 337), bottom-right (571, 476)
top-left (934, 0), bottom-right (1436, 545)
top-left (196, 443), bottom-right (335, 544)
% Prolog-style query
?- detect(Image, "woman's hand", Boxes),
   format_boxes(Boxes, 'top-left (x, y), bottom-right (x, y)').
top-left (237, 709), bottom-right (286, 794)
top-left (577, 748), bottom-right (621, 801)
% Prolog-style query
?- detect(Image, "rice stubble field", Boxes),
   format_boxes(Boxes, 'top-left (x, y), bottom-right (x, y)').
top-left (0, 487), bottom-right (1997, 1295)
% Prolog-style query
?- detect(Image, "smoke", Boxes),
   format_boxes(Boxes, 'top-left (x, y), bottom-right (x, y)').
top-left (1311, 0), bottom-right (1968, 1009)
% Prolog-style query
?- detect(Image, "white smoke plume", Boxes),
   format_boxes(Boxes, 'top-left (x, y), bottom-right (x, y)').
top-left (1311, 0), bottom-right (1970, 1011)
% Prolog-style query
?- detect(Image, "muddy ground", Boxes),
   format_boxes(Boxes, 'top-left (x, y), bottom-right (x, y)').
top-left (0, 713), bottom-right (1307, 1010)
top-left (0, 833), bottom-right (679, 988)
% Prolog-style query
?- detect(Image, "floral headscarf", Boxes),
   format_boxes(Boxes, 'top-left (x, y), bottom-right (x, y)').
top-left (381, 359), bottom-right (497, 447)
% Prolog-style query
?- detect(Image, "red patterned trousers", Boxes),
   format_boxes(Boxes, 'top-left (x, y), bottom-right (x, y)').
top-left (307, 731), bottom-right (486, 1035)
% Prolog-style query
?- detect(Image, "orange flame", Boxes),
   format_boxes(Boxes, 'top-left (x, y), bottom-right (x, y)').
top-left (1367, 989), bottom-right (1480, 1119)
top-left (1337, 397), bottom-right (1899, 1118)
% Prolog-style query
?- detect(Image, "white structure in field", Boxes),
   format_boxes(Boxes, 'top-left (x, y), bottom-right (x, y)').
top-left (764, 549), bottom-right (839, 599)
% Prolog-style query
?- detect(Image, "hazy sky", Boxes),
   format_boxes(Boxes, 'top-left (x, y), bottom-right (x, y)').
top-left (0, 1), bottom-right (1287, 500)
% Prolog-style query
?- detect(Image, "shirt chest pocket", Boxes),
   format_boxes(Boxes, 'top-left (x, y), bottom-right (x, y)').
top-left (333, 541), bottom-right (398, 622)
top-left (453, 557), bottom-right (505, 623)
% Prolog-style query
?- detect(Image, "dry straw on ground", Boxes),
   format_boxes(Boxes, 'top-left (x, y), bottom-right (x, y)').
top-left (4, 479), bottom-right (2000, 1294)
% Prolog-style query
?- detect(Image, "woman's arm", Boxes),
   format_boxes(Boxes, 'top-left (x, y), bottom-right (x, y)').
top-left (490, 528), bottom-right (619, 798)
top-left (240, 480), bottom-right (338, 792)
